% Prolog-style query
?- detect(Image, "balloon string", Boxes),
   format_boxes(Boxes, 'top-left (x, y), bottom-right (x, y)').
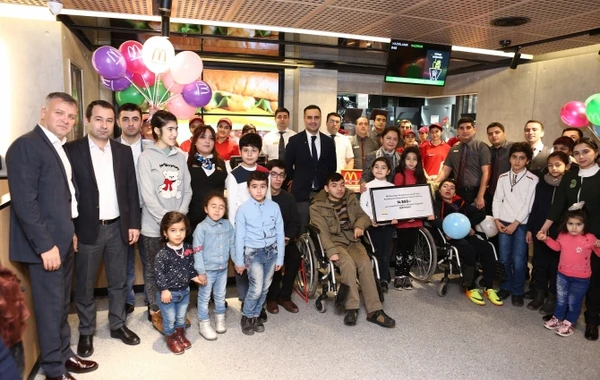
top-left (153, 75), bottom-right (160, 106)
top-left (156, 80), bottom-right (174, 108)
top-left (164, 92), bottom-right (182, 104)
top-left (125, 77), bottom-right (153, 104)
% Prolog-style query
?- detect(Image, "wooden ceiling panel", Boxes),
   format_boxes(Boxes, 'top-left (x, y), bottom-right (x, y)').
top-left (65, 0), bottom-right (152, 14)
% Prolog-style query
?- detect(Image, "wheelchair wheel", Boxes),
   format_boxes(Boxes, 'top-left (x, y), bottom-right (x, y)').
top-left (437, 278), bottom-right (449, 297)
top-left (315, 299), bottom-right (326, 313)
top-left (295, 234), bottom-right (318, 299)
top-left (410, 227), bottom-right (438, 282)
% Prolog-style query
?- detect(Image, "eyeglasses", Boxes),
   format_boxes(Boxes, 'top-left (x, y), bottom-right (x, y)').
top-left (270, 172), bottom-right (286, 179)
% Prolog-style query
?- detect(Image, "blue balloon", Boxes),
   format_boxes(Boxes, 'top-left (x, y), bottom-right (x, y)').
top-left (442, 213), bottom-right (471, 240)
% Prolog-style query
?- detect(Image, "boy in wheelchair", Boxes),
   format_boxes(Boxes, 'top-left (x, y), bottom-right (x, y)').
top-left (309, 173), bottom-right (395, 328)
top-left (432, 179), bottom-right (503, 306)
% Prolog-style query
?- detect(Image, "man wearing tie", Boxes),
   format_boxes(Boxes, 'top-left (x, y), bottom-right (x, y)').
top-left (284, 105), bottom-right (337, 231)
top-left (7, 92), bottom-right (98, 379)
top-left (66, 100), bottom-right (141, 358)
top-left (262, 107), bottom-right (296, 160)
top-left (434, 117), bottom-right (491, 209)
top-left (524, 120), bottom-right (550, 175)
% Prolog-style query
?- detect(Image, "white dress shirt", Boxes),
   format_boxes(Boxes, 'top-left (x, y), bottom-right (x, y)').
top-left (531, 140), bottom-right (544, 159)
top-left (326, 132), bottom-right (354, 172)
top-left (262, 128), bottom-right (297, 160)
top-left (88, 136), bottom-right (120, 220)
top-left (39, 124), bottom-right (78, 219)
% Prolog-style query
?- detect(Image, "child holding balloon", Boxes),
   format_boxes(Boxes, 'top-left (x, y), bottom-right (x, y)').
top-left (393, 147), bottom-right (433, 290)
top-left (525, 152), bottom-right (571, 314)
top-left (433, 179), bottom-right (502, 306)
top-left (492, 142), bottom-right (539, 307)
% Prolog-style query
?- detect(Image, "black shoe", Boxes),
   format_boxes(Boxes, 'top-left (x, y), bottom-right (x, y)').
top-left (542, 314), bottom-right (553, 322)
top-left (527, 290), bottom-right (546, 311)
top-left (259, 307), bottom-right (268, 323)
top-left (539, 293), bottom-right (556, 315)
top-left (511, 295), bottom-right (524, 307)
top-left (344, 309), bottom-right (358, 326)
top-left (380, 280), bottom-right (388, 293)
top-left (253, 317), bottom-right (265, 333)
top-left (125, 303), bottom-right (135, 314)
top-left (524, 288), bottom-right (537, 300)
top-left (585, 323), bottom-right (599, 341)
top-left (366, 310), bottom-right (395, 328)
top-left (110, 326), bottom-right (140, 345)
top-left (497, 289), bottom-right (511, 300)
top-left (241, 316), bottom-right (254, 335)
top-left (76, 335), bottom-right (93, 358)
top-left (65, 355), bottom-right (98, 374)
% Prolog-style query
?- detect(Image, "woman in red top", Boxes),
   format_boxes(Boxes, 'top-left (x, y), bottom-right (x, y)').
top-left (393, 146), bottom-right (430, 290)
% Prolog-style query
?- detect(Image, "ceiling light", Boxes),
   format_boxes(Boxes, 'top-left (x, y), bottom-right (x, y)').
top-left (452, 45), bottom-right (533, 60)
top-left (490, 16), bottom-right (531, 27)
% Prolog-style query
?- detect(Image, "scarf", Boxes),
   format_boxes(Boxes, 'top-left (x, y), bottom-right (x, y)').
top-left (543, 173), bottom-right (563, 187)
top-left (194, 153), bottom-right (214, 170)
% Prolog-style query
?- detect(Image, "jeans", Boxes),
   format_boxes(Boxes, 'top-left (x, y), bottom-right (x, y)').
top-left (141, 235), bottom-right (163, 312)
top-left (242, 244), bottom-right (277, 318)
top-left (126, 242), bottom-right (147, 305)
top-left (156, 287), bottom-right (190, 336)
top-left (555, 272), bottom-right (590, 325)
top-left (498, 222), bottom-right (528, 295)
top-left (197, 269), bottom-right (228, 321)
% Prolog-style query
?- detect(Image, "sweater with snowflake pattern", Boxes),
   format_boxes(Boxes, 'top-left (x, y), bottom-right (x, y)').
top-left (155, 242), bottom-right (197, 291)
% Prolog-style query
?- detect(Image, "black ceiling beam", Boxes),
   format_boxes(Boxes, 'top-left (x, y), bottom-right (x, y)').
top-left (498, 27), bottom-right (600, 51)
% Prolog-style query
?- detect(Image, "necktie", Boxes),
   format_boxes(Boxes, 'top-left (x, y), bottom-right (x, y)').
top-left (331, 134), bottom-right (336, 140)
top-left (311, 135), bottom-right (319, 188)
top-left (278, 131), bottom-right (286, 159)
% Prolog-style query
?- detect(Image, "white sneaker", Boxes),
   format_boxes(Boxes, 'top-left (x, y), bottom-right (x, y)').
top-left (198, 320), bottom-right (217, 340)
top-left (215, 313), bottom-right (227, 334)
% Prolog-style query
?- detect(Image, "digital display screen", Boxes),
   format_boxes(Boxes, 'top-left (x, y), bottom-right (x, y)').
top-left (384, 40), bottom-right (452, 86)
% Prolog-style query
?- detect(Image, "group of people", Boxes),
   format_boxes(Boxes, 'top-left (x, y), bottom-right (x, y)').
top-left (5, 92), bottom-right (600, 378)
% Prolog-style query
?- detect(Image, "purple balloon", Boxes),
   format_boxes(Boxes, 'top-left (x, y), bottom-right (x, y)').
top-left (100, 72), bottom-right (132, 91)
top-left (92, 46), bottom-right (127, 79)
top-left (182, 80), bottom-right (213, 108)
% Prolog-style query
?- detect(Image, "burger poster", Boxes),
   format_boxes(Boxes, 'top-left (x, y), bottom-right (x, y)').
top-left (200, 69), bottom-right (280, 132)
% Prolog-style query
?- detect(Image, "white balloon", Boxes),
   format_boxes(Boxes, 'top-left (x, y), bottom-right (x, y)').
top-left (142, 36), bottom-right (175, 74)
top-left (475, 215), bottom-right (498, 238)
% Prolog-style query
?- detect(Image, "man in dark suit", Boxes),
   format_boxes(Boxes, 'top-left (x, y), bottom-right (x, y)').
top-left (524, 120), bottom-right (550, 176)
top-left (66, 100), bottom-right (141, 358)
top-left (284, 104), bottom-right (336, 232)
top-left (6, 92), bottom-right (98, 379)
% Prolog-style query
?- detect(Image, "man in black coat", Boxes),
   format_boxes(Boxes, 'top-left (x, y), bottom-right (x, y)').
top-left (284, 105), bottom-right (336, 232)
top-left (7, 92), bottom-right (98, 379)
top-left (66, 100), bottom-right (141, 358)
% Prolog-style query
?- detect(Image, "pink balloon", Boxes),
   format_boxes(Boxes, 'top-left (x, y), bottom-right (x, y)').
top-left (131, 69), bottom-right (156, 88)
top-left (167, 95), bottom-right (197, 120)
top-left (119, 40), bottom-right (146, 74)
top-left (161, 70), bottom-right (184, 93)
top-left (170, 51), bottom-right (203, 85)
top-left (560, 101), bottom-right (589, 128)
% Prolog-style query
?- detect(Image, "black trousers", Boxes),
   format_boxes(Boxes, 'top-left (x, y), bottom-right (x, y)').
top-left (267, 242), bottom-right (301, 301)
top-left (27, 249), bottom-right (75, 377)
top-left (395, 227), bottom-right (419, 277)
top-left (532, 239), bottom-right (559, 295)
top-left (450, 235), bottom-right (496, 288)
top-left (584, 254), bottom-right (600, 325)
top-left (457, 187), bottom-right (477, 205)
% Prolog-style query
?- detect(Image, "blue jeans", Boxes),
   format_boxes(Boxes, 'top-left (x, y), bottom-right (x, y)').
top-left (242, 244), bottom-right (277, 318)
top-left (197, 269), bottom-right (228, 321)
top-left (498, 222), bottom-right (528, 295)
top-left (555, 272), bottom-right (590, 324)
top-left (156, 287), bottom-right (190, 336)
top-left (126, 242), bottom-right (147, 305)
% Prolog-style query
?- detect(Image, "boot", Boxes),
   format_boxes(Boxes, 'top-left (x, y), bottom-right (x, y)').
top-left (176, 327), bottom-right (191, 349)
top-left (215, 313), bottom-right (227, 334)
top-left (539, 292), bottom-right (556, 315)
top-left (166, 332), bottom-right (184, 355)
top-left (241, 316), bottom-right (254, 336)
top-left (198, 320), bottom-right (217, 341)
top-left (527, 289), bottom-right (546, 311)
top-left (150, 310), bottom-right (163, 333)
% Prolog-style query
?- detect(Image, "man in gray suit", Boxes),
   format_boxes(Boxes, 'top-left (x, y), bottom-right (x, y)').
top-left (6, 92), bottom-right (98, 379)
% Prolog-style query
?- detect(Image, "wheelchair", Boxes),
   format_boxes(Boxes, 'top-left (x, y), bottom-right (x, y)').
top-left (422, 223), bottom-right (505, 297)
top-left (294, 225), bottom-right (384, 313)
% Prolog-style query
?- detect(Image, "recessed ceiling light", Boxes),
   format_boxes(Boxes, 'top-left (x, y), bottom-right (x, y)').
top-left (490, 16), bottom-right (531, 27)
